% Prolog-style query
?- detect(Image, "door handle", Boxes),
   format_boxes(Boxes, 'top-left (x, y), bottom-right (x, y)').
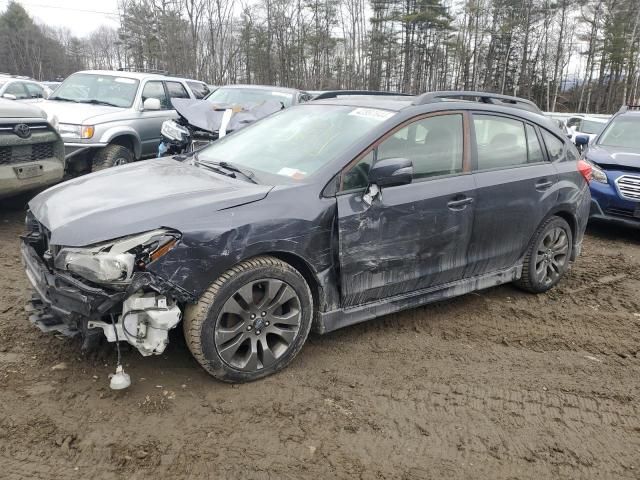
top-left (447, 196), bottom-right (474, 210)
top-left (535, 179), bottom-right (554, 191)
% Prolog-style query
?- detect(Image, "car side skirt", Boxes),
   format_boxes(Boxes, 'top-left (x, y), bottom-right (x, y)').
top-left (316, 264), bottom-right (522, 334)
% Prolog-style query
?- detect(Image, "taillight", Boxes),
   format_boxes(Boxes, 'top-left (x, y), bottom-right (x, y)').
top-left (577, 160), bottom-right (592, 183)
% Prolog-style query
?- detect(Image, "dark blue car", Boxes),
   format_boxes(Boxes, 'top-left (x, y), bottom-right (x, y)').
top-left (578, 106), bottom-right (640, 227)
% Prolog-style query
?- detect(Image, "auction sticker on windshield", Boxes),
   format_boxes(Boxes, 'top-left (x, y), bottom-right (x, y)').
top-left (348, 108), bottom-right (395, 120)
top-left (278, 167), bottom-right (306, 179)
top-left (115, 77), bottom-right (137, 84)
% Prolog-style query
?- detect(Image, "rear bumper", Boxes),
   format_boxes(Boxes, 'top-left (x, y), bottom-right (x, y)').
top-left (0, 158), bottom-right (64, 199)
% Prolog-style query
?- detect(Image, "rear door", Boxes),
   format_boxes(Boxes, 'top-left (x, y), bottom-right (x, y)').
top-left (465, 113), bottom-right (559, 276)
top-left (337, 112), bottom-right (476, 307)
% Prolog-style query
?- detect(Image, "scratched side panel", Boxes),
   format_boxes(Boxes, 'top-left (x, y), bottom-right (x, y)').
top-left (148, 185), bottom-right (337, 303)
top-left (465, 164), bottom-right (559, 277)
top-left (337, 174), bottom-right (475, 307)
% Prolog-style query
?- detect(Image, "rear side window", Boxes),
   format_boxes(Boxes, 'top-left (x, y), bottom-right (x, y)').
top-left (473, 115), bottom-right (527, 169)
top-left (526, 124), bottom-right (545, 163)
top-left (541, 130), bottom-right (565, 162)
top-left (142, 81), bottom-right (169, 108)
top-left (186, 81), bottom-right (209, 99)
top-left (377, 114), bottom-right (464, 180)
top-left (166, 81), bottom-right (190, 100)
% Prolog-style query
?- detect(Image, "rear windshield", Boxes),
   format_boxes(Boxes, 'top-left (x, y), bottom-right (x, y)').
top-left (206, 87), bottom-right (295, 107)
top-left (581, 119), bottom-right (605, 135)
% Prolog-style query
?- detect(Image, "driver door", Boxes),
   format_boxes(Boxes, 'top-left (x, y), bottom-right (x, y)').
top-left (336, 113), bottom-right (476, 307)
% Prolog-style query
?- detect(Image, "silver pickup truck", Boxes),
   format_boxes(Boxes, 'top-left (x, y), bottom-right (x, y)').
top-left (37, 70), bottom-right (198, 173)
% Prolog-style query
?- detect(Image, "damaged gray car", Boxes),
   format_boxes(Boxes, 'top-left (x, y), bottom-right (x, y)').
top-left (21, 91), bottom-right (591, 385)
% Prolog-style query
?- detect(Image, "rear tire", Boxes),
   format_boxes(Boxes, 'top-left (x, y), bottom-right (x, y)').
top-left (184, 256), bottom-right (313, 383)
top-left (515, 216), bottom-right (573, 293)
top-left (91, 144), bottom-right (133, 171)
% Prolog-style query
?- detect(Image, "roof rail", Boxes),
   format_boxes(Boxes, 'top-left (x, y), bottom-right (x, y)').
top-left (117, 67), bottom-right (169, 76)
top-left (313, 90), bottom-right (411, 100)
top-left (412, 90), bottom-right (542, 114)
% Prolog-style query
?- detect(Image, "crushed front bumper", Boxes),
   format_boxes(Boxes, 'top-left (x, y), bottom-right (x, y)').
top-left (20, 240), bottom-right (124, 336)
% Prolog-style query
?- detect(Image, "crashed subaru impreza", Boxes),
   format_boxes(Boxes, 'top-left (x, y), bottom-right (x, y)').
top-left (21, 93), bottom-right (590, 386)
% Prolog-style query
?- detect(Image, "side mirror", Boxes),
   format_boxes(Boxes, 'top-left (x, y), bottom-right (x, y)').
top-left (575, 135), bottom-right (590, 146)
top-left (143, 97), bottom-right (161, 111)
top-left (2, 93), bottom-right (17, 100)
top-left (369, 157), bottom-right (413, 188)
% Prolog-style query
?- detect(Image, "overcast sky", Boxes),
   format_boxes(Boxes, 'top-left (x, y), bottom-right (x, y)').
top-left (2, 0), bottom-right (121, 36)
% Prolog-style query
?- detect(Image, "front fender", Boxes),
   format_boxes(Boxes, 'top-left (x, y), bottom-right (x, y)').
top-left (98, 126), bottom-right (142, 158)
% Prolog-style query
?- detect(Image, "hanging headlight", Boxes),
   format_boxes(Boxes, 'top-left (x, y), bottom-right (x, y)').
top-left (54, 229), bottom-right (180, 285)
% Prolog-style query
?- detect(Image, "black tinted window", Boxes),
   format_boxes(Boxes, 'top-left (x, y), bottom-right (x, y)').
top-left (377, 114), bottom-right (464, 180)
top-left (474, 115), bottom-right (528, 169)
top-left (187, 81), bottom-right (209, 99)
top-left (166, 81), bottom-right (190, 99)
top-left (541, 130), bottom-right (565, 162)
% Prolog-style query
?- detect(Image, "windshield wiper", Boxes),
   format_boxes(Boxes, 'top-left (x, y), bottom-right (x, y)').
top-left (49, 96), bottom-right (80, 103)
top-left (80, 99), bottom-right (121, 108)
top-left (215, 161), bottom-right (258, 184)
top-left (195, 157), bottom-right (258, 184)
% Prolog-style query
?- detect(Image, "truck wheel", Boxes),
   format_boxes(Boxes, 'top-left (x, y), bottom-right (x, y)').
top-left (515, 216), bottom-right (573, 293)
top-left (91, 144), bottom-right (133, 171)
top-left (184, 256), bottom-right (313, 383)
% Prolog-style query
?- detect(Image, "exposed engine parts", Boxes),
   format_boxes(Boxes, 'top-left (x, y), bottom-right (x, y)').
top-left (88, 291), bottom-right (182, 357)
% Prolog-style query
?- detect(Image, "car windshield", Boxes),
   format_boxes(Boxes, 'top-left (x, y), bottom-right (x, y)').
top-left (598, 116), bottom-right (640, 149)
top-left (50, 73), bottom-right (139, 108)
top-left (206, 87), bottom-right (295, 107)
top-left (582, 119), bottom-right (605, 135)
top-left (196, 104), bottom-right (395, 180)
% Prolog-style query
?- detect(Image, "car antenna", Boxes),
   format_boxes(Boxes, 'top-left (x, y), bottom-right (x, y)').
top-left (109, 314), bottom-right (131, 390)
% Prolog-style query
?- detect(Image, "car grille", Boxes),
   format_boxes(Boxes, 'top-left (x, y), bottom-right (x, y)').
top-left (0, 122), bottom-right (51, 135)
top-left (616, 175), bottom-right (640, 201)
top-left (0, 143), bottom-right (55, 166)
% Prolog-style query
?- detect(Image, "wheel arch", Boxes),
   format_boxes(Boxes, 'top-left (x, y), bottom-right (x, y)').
top-left (261, 251), bottom-right (323, 320)
top-left (528, 207), bottom-right (579, 261)
top-left (98, 128), bottom-right (142, 159)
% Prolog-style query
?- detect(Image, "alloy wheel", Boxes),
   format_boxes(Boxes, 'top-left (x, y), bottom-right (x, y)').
top-left (534, 227), bottom-right (569, 286)
top-left (214, 278), bottom-right (302, 371)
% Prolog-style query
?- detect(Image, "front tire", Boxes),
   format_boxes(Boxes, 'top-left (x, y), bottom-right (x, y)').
top-left (91, 144), bottom-right (133, 171)
top-left (515, 216), bottom-right (573, 293)
top-left (184, 256), bottom-right (313, 383)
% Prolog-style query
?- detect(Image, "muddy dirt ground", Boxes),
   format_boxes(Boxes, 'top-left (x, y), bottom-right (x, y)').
top-left (1, 200), bottom-right (639, 480)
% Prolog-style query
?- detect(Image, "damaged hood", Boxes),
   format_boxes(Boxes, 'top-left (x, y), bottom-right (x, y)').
top-left (29, 158), bottom-right (272, 246)
top-left (172, 98), bottom-right (283, 133)
top-left (586, 144), bottom-right (640, 169)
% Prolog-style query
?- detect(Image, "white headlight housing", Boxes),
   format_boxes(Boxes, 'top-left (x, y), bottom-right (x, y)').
top-left (58, 123), bottom-right (94, 140)
top-left (161, 120), bottom-right (189, 141)
top-left (55, 250), bottom-right (135, 284)
top-left (53, 229), bottom-right (180, 285)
